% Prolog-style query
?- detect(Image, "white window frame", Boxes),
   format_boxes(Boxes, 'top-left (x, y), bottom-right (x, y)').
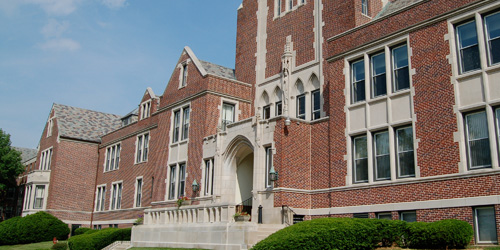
top-left (296, 94), bottom-right (306, 119)
top-left (39, 147), bottom-right (53, 171)
top-left (361, 0), bottom-right (368, 16)
top-left (95, 185), bottom-right (106, 212)
top-left (109, 181), bottom-right (123, 210)
top-left (104, 143), bottom-right (121, 172)
top-left (168, 165), bottom-right (177, 200)
top-left (134, 177), bottom-right (143, 208)
top-left (135, 132), bottom-right (149, 164)
top-left (265, 147), bottom-right (273, 188)
top-left (221, 101), bottom-right (237, 131)
top-left (171, 105), bottom-right (190, 143)
top-left (204, 159), bottom-right (214, 196)
top-left (177, 163), bottom-right (186, 198)
top-left (46, 118), bottom-right (53, 137)
top-left (474, 206), bottom-right (498, 244)
top-left (24, 184), bottom-right (32, 210)
top-left (180, 63), bottom-right (188, 87)
top-left (140, 100), bottom-right (151, 120)
top-left (182, 107), bottom-right (190, 140)
top-left (311, 89), bottom-right (321, 120)
top-left (33, 185), bottom-right (45, 209)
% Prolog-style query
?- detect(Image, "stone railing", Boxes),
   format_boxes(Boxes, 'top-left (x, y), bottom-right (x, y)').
top-left (143, 204), bottom-right (236, 225)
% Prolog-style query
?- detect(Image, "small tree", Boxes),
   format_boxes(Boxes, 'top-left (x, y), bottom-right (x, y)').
top-left (0, 129), bottom-right (25, 220)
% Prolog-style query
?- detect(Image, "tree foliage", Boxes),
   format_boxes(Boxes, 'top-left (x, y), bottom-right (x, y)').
top-left (0, 129), bottom-right (24, 191)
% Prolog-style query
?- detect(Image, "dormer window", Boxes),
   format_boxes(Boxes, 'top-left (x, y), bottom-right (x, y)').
top-left (140, 101), bottom-right (151, 120)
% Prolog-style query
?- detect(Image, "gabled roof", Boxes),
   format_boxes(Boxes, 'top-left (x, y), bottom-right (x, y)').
top-left (375, 0), bottom-right (423, 19)
top-left (13, 147), bottom-right (37, 164)
top-left (52, 103), bottom-right (122, 143)
top-left (183, 46), bottom-right (236, 80)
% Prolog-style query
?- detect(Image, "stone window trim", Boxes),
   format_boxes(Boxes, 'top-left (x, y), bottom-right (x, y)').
top-left (348, 124), bottom-right (417, 185)
top-left (447, 6), bottom-right (500, 76)
top-left (104, 143), bottom-right (121, 172)
top-left (178, 59), bottom-right (191, 89)
top-left (109, 181), bottom-right (123, 211)
top-left (134, 176), bottom-right (143, 208)
top-left (140, 100), bottom-right (151, 120)
top-left (95, 184), bottom-right (106, 212)
top-left (39, 147), bottom-right (53, 171)
top-left (135, 132), bottom-right (150, 164)
top-left (46, 118), bottom-right (54, 137)
top-left (203, 158), bottom-right (215, 197)
top-left (166, 162), bottom-right (187, 201)
top-left (171, 105), bottom-right (191, 144)
top-left (33, 185), bottom-right (46, 209)
top-left (274, 0), bottom-right (306, 19)
top-left (219, 98), bottom-right (239, 131)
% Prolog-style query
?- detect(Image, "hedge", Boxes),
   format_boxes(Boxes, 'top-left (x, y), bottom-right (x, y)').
top-left (251, 218), bottom-right (473, 250)
top-left (73, 227), bottom-right (92, 236)
top-left (0, 212), bottom-right (69, 246)
top-left (68, 228), bottom-right (131, 250)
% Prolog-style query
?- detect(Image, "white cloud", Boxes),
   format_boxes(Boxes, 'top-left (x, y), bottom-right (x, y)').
top-left (41, 19), bottom-right (70, 38)
top-left (101, 0), bottom-right (127, 9)
top-left (25, 0), bottom-right (80, 16)
top-left (40, 38), bottom-right (81, 51)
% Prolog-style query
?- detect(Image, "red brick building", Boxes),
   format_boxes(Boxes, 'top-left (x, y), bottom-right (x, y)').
top-left (23, 0), bottom-right (500, 248)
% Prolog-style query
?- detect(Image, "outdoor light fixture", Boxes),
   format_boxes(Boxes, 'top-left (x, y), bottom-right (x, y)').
top-left (284, 117), bottom-right (291, 126)
top-left (269, 166), bottom-right (279, 181)
top-left (192, 179), bottom-right (199, 192)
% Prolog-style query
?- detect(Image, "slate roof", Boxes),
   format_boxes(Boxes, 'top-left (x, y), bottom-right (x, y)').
top-left (375, 0), bottom-right (423, 19)
top-left (52, 103), bottom-right (122, 143)
top-left (13, 147), bottom-right (37, 163)
top-left (199, 60), bottom-right (236, 80)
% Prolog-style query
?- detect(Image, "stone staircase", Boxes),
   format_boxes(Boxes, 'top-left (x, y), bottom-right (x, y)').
top-left (101, 241), bottom-right (132, 250)
top-left (246, 224), bottom-right (286, 249)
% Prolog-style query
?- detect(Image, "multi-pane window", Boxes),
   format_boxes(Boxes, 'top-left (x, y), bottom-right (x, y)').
top-left (353, 136), bottom-right (368, 183)
top-left (263, 105), bottom-right (271, 119)
top-left (361, 0), bottom-right (368, 15)
top-left (168, 165), bottom-right (176, 200)
top-left (265, 147), bottom-right (273, 188)
top-left (296, 94), bottom-right (306, 119)
top-left (465, 111), bottom-right (491, 169)
top-left (173, 110), bottom-right (180, 143)
top-left (374, 131), bottom-right (390, 180)
top-left (181, 64), bottom-right (188, 87)
top-left (39, 148), bottom-right (52, 171)
top-left (24, 185), bottom-right (32, 210)
top-left (110, 182), bottom-right (122, 210)
top-left (182, 108), bottom-right (190, 140)
top-left (177, 163), bottom-right (186, 198)
top-left (400, 211), bottom-right (417, 222)
top-left (351, 60), bottom-right (365, 103)
top-left (371, 52), bottom-right (386, 97)
top-left (34, 185), bottom-right (45, 209)
top-left (474, 206), bottom-right (498, 243)
top-left (140, 101), bottom-right (151, 120)
top-left (392, 45), bottom-right (410, 91)
top-left (135, 178), bottom-right (143, 208)
top-left (276, 101), bottom-right (283, 116)
top-left (105, 144), bottom-right (120, 172)
top-left (204, 159), bottom-right (214, 196)
top-left (396, 126), bottom-right (415, 177)
top-left (312, 90), bottom-right (321, 120)
top-left (95, 186), bottom-right (106, 211)
top-left (222, 103), bottom-right (235, 130)
top-left (377, 212), bottom-right (392, 220)
top-left (455, 11), bottom-right (500, 73)
top-left (136, 133), bottom-right (149, 163)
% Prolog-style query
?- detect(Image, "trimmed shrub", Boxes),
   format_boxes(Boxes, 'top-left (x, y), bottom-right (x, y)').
top-left (73, 227), bottom-right (91, 236)
top-left (68, 228), bottom-right (132, 250)
top-left (0, 212), bottom-right (69, 246)
top-left (52, 242), bottom-right (68, 250)
top-left (370, 218), bottom-right (408, 247)
top-left (406, 219), bottom-right (473, 249)
top-left (83, 229), bottom-right (98, 234)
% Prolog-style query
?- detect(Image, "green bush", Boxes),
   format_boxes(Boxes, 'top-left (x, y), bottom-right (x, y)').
top-left (68, 228), bottom-right (132, 250)
top-left (406, 219), bottom-right (473, 249)
top-left (0, 212), bottom-right (69, 246)
top-left (73, 227), bottom-right (91, 236)
top-left (370, 218), bottom-right (408, 247)
top-left (52, 242), bottom-right (68, 250)
top-left (83, 229), bottom-right (98, 234)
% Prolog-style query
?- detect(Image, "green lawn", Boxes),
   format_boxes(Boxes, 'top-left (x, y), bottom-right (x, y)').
top-left (0, 241), bottom-right (57, 250)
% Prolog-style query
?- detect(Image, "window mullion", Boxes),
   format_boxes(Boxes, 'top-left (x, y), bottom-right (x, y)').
top-left (475, 13), bottom-right (489, 70)
top-left (367, 131), bottom-right (374, 183)
top-left (486, 107), bottom-right (499, 169)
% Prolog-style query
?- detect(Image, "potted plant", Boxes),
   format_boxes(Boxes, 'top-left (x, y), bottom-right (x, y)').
top-left (176, 196), bottom-right (191, 208)
top-left (134, 215), bottom-right (143, 225)
top-left (233, 211), bottom-right (251, 222)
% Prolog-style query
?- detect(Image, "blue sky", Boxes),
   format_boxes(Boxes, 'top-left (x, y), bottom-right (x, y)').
top-left (0, 0), bottom-right (242, 149)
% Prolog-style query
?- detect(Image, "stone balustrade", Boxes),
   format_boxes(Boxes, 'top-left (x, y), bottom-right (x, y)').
top-left (143, 204), bottom-right (236, 225)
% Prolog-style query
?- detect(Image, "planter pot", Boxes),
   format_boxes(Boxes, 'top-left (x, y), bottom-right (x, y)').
top-left (234, 215), bottom-right (251, 222)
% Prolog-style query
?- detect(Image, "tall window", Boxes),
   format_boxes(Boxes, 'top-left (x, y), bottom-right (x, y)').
top-left (182, 108), bottom-right (190, 140)
top-left (135, 178), bottom-right (143, 208)
top-left (361, 0), bottom-right (368, 15)
top-left (351, 59), bottom-right (365, 103)
top-left (396, 126), bottom-right (415, 177)
top-left (178, 163), bottom-right (186, 198)
top-left (24, 185), bottom-right (32, 210)
top-left (485, 12), bottom-right (500, 65)
top-left (353, 136), bottom-right (368, 183)
top-left (263, 105), bottom-right (271, 119)
top-left (105, 144), bottom-right (120, 172)
top-left (173, 110), bottom-right (180, 143)
top-left (277, 0), bottom-right (281, 14)
top-left (312, 90), bottom-right (321, 120)
top-left (95, 186), bottom-right (106, 211)
top-left (465, 111), bottom-right (491, 169)
top-left (110, 182), bottom-right (122, 210)
top-left (474, 206), bottom-right (498, 243)
top-left (34, 185), bottom-right (45, 209)
top-left (456, 20), bottom-right (481, 73)
top-left (371, 52), bottom-right (386, 97)
top-left (181, 64), bottom-right (188, 87)
top-left (46, 119), bottom-right (53, 137)
top-left (296, 94), bottom-right (306, 119)
top-left (374, 131), bottom-right (390, 180)
top-left (204, 159), bottom-right (214, 196)
top-left (265, 147), bottom-right (273, 188)
top-left (136, 133), bottom-right (149, 163)
top-left (276, 101), bottom-right (283, 116)
top-left (288, 0), bottom-right (293, 10)
top-left (168, 165), bottom-right (177, 200)
top-left (140, 101), bottom-right (151, 120)
top-left (39, 148), bottom-right (52, 171)
top-left (392, 45), bottom-right (410, 91)
top-left (222, 103), bottom-right (235, 130)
